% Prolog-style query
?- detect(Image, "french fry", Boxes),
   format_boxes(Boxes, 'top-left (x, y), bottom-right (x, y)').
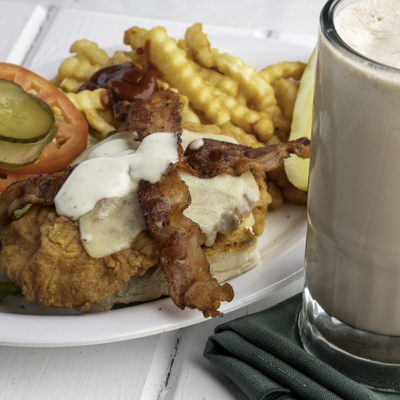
top-left (70, 39), bottom-right (110, 65)
top-left (220, 122), bottom-right (264, 148)
top-left (182, 23), bottom-right (276, 141)
top-left (184, 23), bottom-right (215, 68)
top-left (182, 121), bottom-right (222, 136)
top-left (66, 89), bottom-right (117, 137)
top-left (235, 88), bottom-right (247, 106)
top-left (56, 27), bottom-right (282, 145)
top-left (189, 59), bottom-right (239, 97)
top-left (177, 39), bottom-right (187, 50)
top-left (267, 165), bottom-right (307, 204)
top-left (185, 23), bottom-right (277, 112)
top-left (58, 77), bottom-right (85, 93)
top-left (272, 116), bottom-right (291, 141)
top-left (110, 50), bottom-right (135, 65)
top-left (266, 181), bottom-right (284, 211)
top-left (260, 61), bottom-right (306, 84)
top-left (53, 40), bottom-right (112, 92)
top-left (273, 78), bottom-right (299, 120)
top-left (213, 53), bottom-right (277, 111)
top-left (58, 57), bottom-right (102, 89)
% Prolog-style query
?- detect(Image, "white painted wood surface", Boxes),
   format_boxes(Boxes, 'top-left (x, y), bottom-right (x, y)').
top-left (0, 1), bottom-right (322, 398)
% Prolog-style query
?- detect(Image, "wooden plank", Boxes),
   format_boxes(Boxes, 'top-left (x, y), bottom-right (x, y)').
top-left (161, 279), bottom-right (303, 400)
top-left (0, 280), bottom-right (302, 400)
top-left (0, 2), bottom-right (43, 62)
top-left (25, 7), bottom-right (268, 68)
top-left (10, 0), bottom-right (325, 37)
top-left (139, 330), bottom-right (182, 400)
top-left (0, 332), bottom-right (178, 400)
top-left (161, 307), bottom-right (250, 400)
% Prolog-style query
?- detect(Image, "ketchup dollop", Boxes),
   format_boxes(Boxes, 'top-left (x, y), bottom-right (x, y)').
top-left (79, 62), bottom-right (158, 107)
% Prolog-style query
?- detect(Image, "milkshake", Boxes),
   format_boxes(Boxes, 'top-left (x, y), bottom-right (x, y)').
top-left (307, 0), bottom-right (400, 336)
top-left (299, 0), bottom-right (400, 388)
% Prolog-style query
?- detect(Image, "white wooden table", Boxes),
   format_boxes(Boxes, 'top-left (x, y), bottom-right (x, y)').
top-left (0, 1), bottom-right (324, 399)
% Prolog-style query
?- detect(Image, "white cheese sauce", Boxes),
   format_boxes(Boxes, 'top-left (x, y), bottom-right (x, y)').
top-left (188, 138), bottom-right (204, 151)
top-left (54, 132), bottom-right (179, 221)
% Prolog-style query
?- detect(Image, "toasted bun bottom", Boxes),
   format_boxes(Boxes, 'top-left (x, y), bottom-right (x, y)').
top-left (90, 225), bottom-right (259, 312)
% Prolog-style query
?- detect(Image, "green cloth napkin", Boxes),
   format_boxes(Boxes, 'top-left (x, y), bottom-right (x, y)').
top-left (204, 294), bottom-right (400, 400)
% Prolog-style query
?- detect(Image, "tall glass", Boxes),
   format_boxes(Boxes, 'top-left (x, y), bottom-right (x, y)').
top-left (298, 0), bottom-right (400, 392)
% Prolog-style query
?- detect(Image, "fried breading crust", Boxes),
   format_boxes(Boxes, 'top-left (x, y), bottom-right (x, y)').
top-left (251, 169), bottom-right (272, 236)
top-left (0, 205), bottom-right (163, 310)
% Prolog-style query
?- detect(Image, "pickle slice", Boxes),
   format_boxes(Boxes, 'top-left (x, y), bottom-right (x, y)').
top-left (284, 48), bottom-right (316, 191)
top-left (0, 79), bottom-right (58, 169)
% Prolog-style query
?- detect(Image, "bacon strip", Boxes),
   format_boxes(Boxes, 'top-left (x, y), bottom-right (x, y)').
top-left (138, 165), bottom-right (234, 317)
top-left (183, 137), bottom-right (311, 178)
top-left (117, 90), bottom-right (234, 317)
top-left (0, 167), bottom-right (73, 227)
top-left (113, 89), bottom-right (183, 140)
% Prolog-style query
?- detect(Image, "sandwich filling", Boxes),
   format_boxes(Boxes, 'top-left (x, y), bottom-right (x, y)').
top-left (57, 129), bottom-right (259, 259)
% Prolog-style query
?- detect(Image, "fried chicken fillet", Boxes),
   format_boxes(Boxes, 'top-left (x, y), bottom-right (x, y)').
top-left (0, 205), bottom-right (162, 311)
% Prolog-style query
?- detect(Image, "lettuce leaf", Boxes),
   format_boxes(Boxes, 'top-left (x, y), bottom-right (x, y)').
top-left (12, 204), bottom-right (31, 220)
top-left (0, 281), bottom-right (22, 301)
top-left (87, 133), bottom-right (99, 148)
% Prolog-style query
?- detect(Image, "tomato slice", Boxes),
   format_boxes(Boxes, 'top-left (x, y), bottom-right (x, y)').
top-left (0, 62), bottom-right (88, 191)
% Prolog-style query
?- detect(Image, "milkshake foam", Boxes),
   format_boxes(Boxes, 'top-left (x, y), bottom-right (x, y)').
top-left (335, 0), bottom-right (400, 69)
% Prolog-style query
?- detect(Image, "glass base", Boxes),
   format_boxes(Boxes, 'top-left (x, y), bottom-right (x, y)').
top-left (298, 285), bottom-right (400, 393)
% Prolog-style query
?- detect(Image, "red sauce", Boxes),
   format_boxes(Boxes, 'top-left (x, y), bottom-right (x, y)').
top-left (79, 62), bottom-right (158, 107)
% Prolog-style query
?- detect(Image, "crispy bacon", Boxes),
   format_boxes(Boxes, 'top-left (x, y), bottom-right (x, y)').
top-left (113, 89), bottom-right (183, 140)
top-left (118, 90), bottom-right (234, 317)
top-left (183, 137), bottom-right (311, 178)
top-left (138, 165), bottom-right (234, 317)
top-left (0, 167), bottom-right (73, 227)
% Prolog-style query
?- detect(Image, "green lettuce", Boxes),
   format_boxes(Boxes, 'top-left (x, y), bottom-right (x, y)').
top-left (87, 133), bottom-right (99, 148)
top-left (12, 204), bottom-right (32, 220)
top-left (0, 281), bottom-right (22, 301)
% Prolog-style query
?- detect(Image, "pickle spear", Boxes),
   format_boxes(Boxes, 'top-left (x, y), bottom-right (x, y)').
top-left (284, 49), bottom-right (316, 191)
top-left (0, 79), bottom-right (58, 169)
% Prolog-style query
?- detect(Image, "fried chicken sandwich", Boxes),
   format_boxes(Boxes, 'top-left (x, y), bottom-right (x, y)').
top-left (0, 90), bottom-right (310, 317)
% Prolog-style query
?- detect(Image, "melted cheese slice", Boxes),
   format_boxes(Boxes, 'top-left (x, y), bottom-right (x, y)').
top-left (181, 170), bottom-right (259, 247)
top-left (180, 129), bottom-right (237, 149)
top-left (79, 194), bottom-right (146, 258)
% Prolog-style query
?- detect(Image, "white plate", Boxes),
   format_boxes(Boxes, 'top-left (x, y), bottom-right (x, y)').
top-left (0, 36), bottom-right (311, 347)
